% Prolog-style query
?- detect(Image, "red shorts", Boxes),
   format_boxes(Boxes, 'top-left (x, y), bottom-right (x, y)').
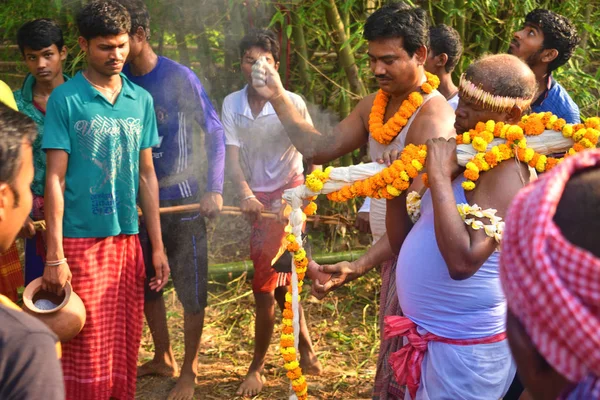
top-left (250, 176), bottom-right (303, 293)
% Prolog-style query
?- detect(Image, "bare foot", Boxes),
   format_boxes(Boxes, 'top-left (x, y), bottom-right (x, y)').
top-left (137, 358), bottom-right (179, 378)
top-left (300, 352), bottom-right (323, 376)
top-left (167, 370), bottom-right (197, 400)
top-left (236, 370), bottom-right (265, 397)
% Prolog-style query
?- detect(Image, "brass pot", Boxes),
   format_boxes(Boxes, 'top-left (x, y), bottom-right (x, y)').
top-left (22, 277), bottom-right (86, 342)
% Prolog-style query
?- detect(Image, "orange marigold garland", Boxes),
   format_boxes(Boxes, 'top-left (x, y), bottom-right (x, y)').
top-left (369, 72), bottom-right (440, 145)
top-left (457, 113), bottom-right (600, 191)
top-left (280, 233), bottom-right (308, 400)
top-left (326, 144), bottom-right (427, 202)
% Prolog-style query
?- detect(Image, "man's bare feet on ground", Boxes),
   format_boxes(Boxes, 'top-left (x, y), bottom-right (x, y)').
top-left (167, 371), bottom-right (197, 400)
top-left (300, 351), bottom-right (323, 376)
top-left (236, 370), bottom-right (266, 397)
top-left (137, 358), bottom-right (179, 377)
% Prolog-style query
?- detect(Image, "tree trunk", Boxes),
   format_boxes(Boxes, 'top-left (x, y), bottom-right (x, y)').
top-left (579, 3), bottom-right (593, 55)
top-left (291, 10), bottom-right (314, 103)
top-left (323, 0), bottom-right (367, 98)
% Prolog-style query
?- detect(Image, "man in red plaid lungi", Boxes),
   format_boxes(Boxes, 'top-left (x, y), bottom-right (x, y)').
top-left (41, 2), bottom-right (169, 399)
top-left (501, 150), bottom-right (600, 400)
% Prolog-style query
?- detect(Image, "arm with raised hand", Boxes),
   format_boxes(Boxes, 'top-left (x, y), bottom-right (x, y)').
top-left (251, 59), bottom-right (372, 164)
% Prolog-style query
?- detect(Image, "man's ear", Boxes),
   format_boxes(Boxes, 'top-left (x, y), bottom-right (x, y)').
top-left (507, 105), bottom-right (523, 124)
top-left (0, 183), bottom-right (9, 222)
top-left (437, 53), bottom-right (449, 69)
top-left (78, 36), bottom-right (89, 53)
top-left (541, 48), bottom-right (559, 64)
top-left (135, 26), bottom-right (146, 43)
top-left (415, 45), bottom-right (427, 65)
top-left (274, 61), bottom-right (280, 72)
top-left (59, 45), bottom-right (68, 62)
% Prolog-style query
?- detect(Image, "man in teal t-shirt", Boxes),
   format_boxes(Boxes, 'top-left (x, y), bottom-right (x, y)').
top-left (40, 1), bottom-right (169, 398)
top-left (43, 71), bottom-right (158, 237)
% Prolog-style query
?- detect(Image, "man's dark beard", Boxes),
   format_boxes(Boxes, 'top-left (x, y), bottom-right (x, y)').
top-left (525, 48), bottom-right (544, 68)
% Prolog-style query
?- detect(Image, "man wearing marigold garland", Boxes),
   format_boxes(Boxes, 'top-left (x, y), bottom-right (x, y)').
top-left (251, 3), bottom-right (455, 399)
top-left (508, 9), bottom-right (580, 123)
top-left (382, 53), bottom-right (537, 399)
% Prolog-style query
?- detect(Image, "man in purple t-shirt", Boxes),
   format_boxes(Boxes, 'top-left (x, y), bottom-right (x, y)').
top-left (119, 1), bottom-right (225, 398)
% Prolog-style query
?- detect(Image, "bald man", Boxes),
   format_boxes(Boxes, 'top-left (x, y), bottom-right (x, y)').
top-left (383, 54), bottom-right (538, 399)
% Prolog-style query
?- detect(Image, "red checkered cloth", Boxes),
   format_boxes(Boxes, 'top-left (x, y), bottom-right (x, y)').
top-left (61, 234), bottom-right (145, 400)
top-left (0, 242), bottom-right (24, 301)
top-left (373, 257), bottom-right (405, 400)
top-left (500, 149), bottom-right (600, 399)
top-left (384, 315), bottom-right (507, 399)
top-left (250, 175), bottom-right (304, 293)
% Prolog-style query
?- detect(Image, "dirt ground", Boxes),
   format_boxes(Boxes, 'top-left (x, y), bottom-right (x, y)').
top-left (136, 214), bottom-right (381, 400)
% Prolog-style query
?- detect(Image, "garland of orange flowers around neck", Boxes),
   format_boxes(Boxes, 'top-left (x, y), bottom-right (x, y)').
top-left (369, 72), bottom-right (440, 145)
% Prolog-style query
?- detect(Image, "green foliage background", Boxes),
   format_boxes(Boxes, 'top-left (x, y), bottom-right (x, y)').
top-left (1, 0), bottom-right (597, 115)
top-left (0, 0), bottom-right (597, 250)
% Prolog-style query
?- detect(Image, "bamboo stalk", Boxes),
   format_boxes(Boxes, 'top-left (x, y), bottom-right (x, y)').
top-left (323, 0), bottom-right (367, 99)
top-left (32, 205), bottom-right (352, 231)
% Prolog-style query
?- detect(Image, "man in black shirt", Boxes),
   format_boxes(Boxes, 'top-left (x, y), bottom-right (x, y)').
top-left (0, 102), bottom-right (64, 400)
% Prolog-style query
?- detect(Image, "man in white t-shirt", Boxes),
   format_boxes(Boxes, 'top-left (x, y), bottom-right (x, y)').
top-left (222, 28), bottom-right (321, 397)
top-left (425, 24), bottom-right (462, 110)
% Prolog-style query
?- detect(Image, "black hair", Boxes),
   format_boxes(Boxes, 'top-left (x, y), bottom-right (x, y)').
top-left (116, 0), bottom-right (150, 39)
top-left (466, 54), bottom-right (537, 101)
top-left (525, 9), bottom-right (580, 73)
top-left (363, 2), bottom-right (429, 57)
top-left (16, 19), bottom-right (65, 55)
top-left (554, 166), bottom-right (600, 258)
top-left (239, 28), bottom-right (280, 64)
top-left (76, 0), bottom-right (131, 41)
top-left (0, 103), bottom-right (37, 206)
top-left (429, 24), bottom-right (463, 73)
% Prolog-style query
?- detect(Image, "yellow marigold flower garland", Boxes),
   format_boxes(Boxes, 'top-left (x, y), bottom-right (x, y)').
top-left (280, 233), bottom-right (309, 400)
top-left (326, 144), bottom-right (426, 202)
top-left (457, 112), bottom-right (600, 191)
top-left (369, 72), bottom-right (440, 145)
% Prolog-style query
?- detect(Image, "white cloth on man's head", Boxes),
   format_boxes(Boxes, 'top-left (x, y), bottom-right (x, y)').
top-left (222, 85), bottom-right (312, 192)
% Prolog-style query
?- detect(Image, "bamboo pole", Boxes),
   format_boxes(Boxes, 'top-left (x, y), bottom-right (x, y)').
top-left (208, 250), bottom-right (366, 280)
top-left (32, 205), bottom-right (353, 232)
top-left (323, 0), bottom-right (367, 99)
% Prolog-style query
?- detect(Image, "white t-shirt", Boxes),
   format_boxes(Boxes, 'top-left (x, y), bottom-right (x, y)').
top-left (222, 86), bottom-right (313, 192)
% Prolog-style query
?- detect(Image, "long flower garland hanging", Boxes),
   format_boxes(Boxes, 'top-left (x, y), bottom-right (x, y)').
top-left (369, 72), bottom-right (440, 145)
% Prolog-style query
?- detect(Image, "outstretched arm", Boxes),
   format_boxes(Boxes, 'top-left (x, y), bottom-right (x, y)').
top-left (311, 232), bottom-right (395, 299)
top-left (251, 60), bottom-right (371, 164)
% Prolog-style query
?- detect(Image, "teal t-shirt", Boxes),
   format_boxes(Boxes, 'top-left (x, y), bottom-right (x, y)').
top-left (42, 72), bottom-right (158, 238)
top-left (14, 73), bottom-right (70, 196)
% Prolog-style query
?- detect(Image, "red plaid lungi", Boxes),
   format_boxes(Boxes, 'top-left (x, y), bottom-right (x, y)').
top-left (61, 234), bottom-right (145, 400)
top-left (250, 175), bottom-right (304, 293)
top-left (384, 316), bottom-right (507, 399)
top-left (373, 257), bottom-right (405, 400)
top-left (0, 242), bottom-right (24, 301)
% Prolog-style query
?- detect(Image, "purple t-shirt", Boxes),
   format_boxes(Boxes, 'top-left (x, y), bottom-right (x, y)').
top-left (124, 57), bottom-right (225, 200)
